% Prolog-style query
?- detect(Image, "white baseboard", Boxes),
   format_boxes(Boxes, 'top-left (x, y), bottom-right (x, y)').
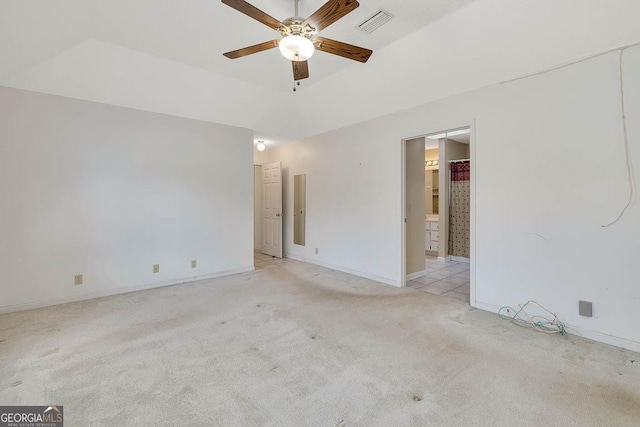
top-left (406, 270), bottom-right (427, 281)
top-left (451, 256), bottom-right (470, 263)
top-left (284, 253), bottom-right (400, 287)
top-left (474, 301), bottom-right (640, 353)
top-left (0, 266), bottom-right (255, 315)
top-left (437, 256), bottom-right (451, 262)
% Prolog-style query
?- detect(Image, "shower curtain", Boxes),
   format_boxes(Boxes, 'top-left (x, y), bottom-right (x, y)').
top-left (449, 161), bottom-right (470, 258)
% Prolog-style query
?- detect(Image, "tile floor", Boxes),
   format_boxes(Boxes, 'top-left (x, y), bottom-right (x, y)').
top-left (406, 255), bottom-right (470, 302)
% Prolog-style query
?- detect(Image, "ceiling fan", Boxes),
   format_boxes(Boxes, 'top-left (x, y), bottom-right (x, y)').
top-left (221, 0), bottom-right (373, 88)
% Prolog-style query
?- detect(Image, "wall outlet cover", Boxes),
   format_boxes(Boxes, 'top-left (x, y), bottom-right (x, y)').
top-left (153, 264), bottom-right (160, 273)
top-left (191, 260), bottom-right (197, 268)
top-left (579, 300), bottom-right (593, 317)
top-left (74, 274), bottom-right (83, 285)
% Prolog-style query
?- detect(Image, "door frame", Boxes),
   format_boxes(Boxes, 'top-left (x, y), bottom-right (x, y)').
top-left (400, 120), bottom-right (477, 308)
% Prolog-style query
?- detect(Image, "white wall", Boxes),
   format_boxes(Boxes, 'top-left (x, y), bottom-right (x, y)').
top-left (0, 86), bottom-right (254, 313)
top-left (263, 126), bottom-right (401, 285)
top-left (264, 46), bottom-right (640, 352)
top-left (253, 165), bottom-right (262, 250)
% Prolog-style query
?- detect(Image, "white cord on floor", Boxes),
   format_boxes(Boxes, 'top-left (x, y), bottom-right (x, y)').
top-left (498, 300), bottom-right (567, 336)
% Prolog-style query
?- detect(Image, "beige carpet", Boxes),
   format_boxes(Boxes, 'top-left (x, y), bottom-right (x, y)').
top-left (1, 258), bottom-right (639, 426)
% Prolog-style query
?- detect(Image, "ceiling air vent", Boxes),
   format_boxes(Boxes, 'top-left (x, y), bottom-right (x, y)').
top-left (356, 9), bottom-right (394, 34)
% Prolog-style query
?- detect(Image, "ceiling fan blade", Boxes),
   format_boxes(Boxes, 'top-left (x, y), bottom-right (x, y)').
top-left (221, 0), bottom-right (284, 30)
top-left (223, 40), bottom-right (279, 59)
top-left (314, 37), bottom-right (372, 63)
top-left (303, 0), bottom-right (359, 32)
top-left (292, 60), bottom-right (309, 80)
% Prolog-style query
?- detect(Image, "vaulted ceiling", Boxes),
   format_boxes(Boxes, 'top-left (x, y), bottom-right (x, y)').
top-left (2, 0), bottom-right (639, 146)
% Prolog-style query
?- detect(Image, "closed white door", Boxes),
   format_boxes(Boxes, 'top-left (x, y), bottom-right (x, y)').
top-left (261, 162), bottom-right (283, 258)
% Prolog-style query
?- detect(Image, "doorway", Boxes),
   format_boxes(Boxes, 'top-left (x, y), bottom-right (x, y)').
top-left (401, 126), bottom-right (475, 305)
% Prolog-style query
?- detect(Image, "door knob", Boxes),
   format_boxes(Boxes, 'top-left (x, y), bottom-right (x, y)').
top-left (276, 213), bottom-right (281, 217)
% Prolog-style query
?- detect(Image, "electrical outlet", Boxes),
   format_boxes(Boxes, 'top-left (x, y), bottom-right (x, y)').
top-left (191, 260), bottom-right (197, 269)
top-left (153, 264), bottom-right (160, 274)
top-left (315, 248), bottom-right (318, 255)
top-left (74, 274), bottom-right (83, 285)
top-left (579, 300), bottom-right (593, 317)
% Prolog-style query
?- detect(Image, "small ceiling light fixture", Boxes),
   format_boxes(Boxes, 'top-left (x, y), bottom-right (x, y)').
top-left (279, 35), bottom-right (315, 61)
top-left (256, 140), bottom-right (266, 152)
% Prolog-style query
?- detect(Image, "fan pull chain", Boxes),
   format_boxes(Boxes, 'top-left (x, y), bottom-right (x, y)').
top-left (293, 80), bottom-right (301, 92)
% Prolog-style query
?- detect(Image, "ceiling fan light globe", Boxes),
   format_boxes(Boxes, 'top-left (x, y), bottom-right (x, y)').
top-left (279, 35), bottom-right (314, 61)
top-left (256, 142), bottom-right (266, 151)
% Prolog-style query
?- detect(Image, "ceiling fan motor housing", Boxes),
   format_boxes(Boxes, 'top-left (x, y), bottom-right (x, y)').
top-left (279, 17), bottom-right (316, 39)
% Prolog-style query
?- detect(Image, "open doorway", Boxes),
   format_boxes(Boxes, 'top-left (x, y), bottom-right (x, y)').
top-left (402, 127), bottom-right (473, 304)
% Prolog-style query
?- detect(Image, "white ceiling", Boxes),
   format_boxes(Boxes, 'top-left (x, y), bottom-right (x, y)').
top-left (2, 0), bottom-right (640, 147)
